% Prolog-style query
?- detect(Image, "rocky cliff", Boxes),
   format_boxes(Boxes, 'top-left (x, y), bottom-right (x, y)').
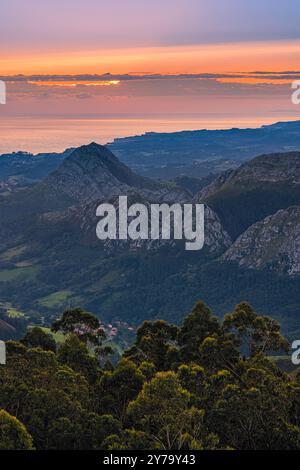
top-left (222, 206), bottom-right (300, 276)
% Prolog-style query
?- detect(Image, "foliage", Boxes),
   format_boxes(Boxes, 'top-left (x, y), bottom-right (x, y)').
top-left (52, 307), bottom-right (106, 346)
top-left (0, 409), bottom-right (34, 450)
top-left (0, 302), bottom-right (299, 450)
top-left (223, 302), bottom-right (289, 356)
top-left (96, 359), bottom-right (144, 422)
top-left (124, 320), bottom-right (178, 370)
top-left (21, 326), bottom-right (56, 352)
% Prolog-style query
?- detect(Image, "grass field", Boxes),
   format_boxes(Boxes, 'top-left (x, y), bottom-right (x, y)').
top-left (40, 327), bottom-right (66, 344)
top-left (6, 307), bottom-right (25, 318)
top-left (38, 290), bottom-right (72, 308)
top-left (0, 266), bottom-right (39, 282)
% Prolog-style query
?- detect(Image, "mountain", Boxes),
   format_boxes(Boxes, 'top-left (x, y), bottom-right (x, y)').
top-left (222, 206), bottom-right (300, 276)
top-left (0, 143), bottom-right (299, 336)
top-left (0, 143), bottom-right (188, 221)
top-left (42, 142), bottom-right (161, 204)
top-left (199, 152), bottom-right (300, 240)
top-left (172, 174), bottom-right (216, 196)
top-left (0, 142), bottom-right (231, 328)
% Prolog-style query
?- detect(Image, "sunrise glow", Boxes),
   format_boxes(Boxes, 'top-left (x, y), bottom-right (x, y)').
top-left (27, 80), bottom-right (121, 87)
top-left (1, 0), bottom-right (300, 152)
top-left (2, 40), bottom-right (300, 76)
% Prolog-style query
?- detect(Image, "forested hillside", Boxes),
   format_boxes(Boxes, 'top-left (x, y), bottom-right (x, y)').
top-left (1, 302), bottom-right (300, 450)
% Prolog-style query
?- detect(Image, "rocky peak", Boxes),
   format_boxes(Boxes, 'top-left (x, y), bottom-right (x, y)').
top-left (66, 142), bottom-right (144, 187)
top-left (30, 142), bottom-right (188, 209)
top-left (222, 205), bottom-right (300, 276)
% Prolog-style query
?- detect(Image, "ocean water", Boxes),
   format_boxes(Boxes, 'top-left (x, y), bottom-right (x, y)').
top-left (0, 113), bottom-right (299, 154)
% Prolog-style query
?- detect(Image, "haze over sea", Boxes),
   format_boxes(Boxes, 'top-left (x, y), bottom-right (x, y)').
top-left (1, 112), bottom-right (300, 155)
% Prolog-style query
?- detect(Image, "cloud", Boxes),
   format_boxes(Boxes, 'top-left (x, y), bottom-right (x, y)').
top-left (2, 71), bottom-right (300, 83)
top-left (1, 72), bottom-right (296, 102)
top-left (1, 71), bottom-right (295, 119)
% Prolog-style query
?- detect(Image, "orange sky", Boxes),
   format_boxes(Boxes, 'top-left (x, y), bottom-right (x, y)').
top-left (1, 1), bottom-right (300, 154)
top-left (2, 40), bottom-right (300, 76)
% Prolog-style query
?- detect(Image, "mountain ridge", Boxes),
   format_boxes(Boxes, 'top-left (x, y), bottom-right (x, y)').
top-left (0, 144), bottom-right (299, 333)
top-left (0, 142), bottom-right (189, 221)
top-left (199, 152), bottom-right (300, 240)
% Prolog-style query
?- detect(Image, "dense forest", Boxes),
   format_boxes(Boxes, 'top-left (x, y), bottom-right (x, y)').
top-left (0, 301), bottom-right (300, 450)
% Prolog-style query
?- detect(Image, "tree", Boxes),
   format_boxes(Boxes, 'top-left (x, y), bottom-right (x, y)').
top-left (127, 371), bottom-right (218, 449)
top-left (57, 334), bottom-right (98, 383)
top-left (124, 320), bottom-right (178, 370)
top-left (46, 413), bottom-right (121, 450)
top-left (177, 364), bottom-right (207, 408)
top-left (96, 359), bottom-right (144, 422)
top-left (178, 301), bottom-right (221, 363)
top-left (223, 302), bottom-right (289, 356)
top-left (137, 361), bottom-right (156, 381)
top-left (52, 308), bottom-right (105, 347)
top-left (53, 308), bottom-right (112, 365)
top-left (199, 332), bottom-right (240, 374)
top-left (208, 355), bottom-right (300, 449)
top-left (22, 326), bottom-right (56, 352)
top-left (103, 429), bottom-right (157, 450)
top-left (0, 301), bottom-right (299, 451)
top-left (97, 415), bottom-right (122, 449)
top-left (0, 409), bottom-right (34, 450)
top-left (0, 341), bottom-right (97, 449)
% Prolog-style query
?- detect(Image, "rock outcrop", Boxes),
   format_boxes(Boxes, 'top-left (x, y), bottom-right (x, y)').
top-left (222, 206), bottom-right (300, 276)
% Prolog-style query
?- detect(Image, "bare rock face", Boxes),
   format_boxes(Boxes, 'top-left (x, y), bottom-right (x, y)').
top-left (41, 142), bottom-right (188, 207)
top-left (27, 143), bottom-right (231, 255)
top-left (99, 203), bottom-right (231, 255)
top-left (44, 143), bottom-right (134, 204)
top-left (204, 205), bottom-right (232, 254)
top-left (0, 142), bottom-right (189, 241)
top-left (222, 206), bottom-right (300, 276)
top-left (41, 194), bottom-right (231, 257)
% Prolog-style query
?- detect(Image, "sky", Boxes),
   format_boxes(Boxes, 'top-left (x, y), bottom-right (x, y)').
top-left (1, 0), bottom-right (300, 152)
top-left (2, 0), bottom-right (300, 74)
